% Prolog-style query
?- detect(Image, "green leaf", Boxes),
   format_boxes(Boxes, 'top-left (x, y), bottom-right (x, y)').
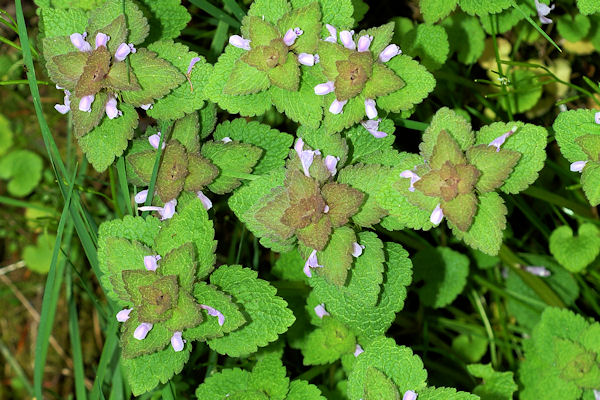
top-left (322, 183), bottom-right (364, 227)
top-left (298, 127), bottom-right (350, 165)
top-left (105, 61), bottom-right (141, 91)
top-left (322, 94), bottom-right (367, 135)
top-left (277, 2), bottom-right (322, 54)
top-left (195, 368), bottom-right (252, 400)
top-left (287, 379), bottom-right (326, 400)
top-left (557, 14), bottom-right (591, 42)
top-left (201, 141), bottom-right (263, 194)
top-left (90, 15), bottom-right (128, 55)
top-left (553, 109), bottom-right (600, 163)
top-left (39, 8), bottom-right (88, 38)
top-left (412, 247), bottom-right (469, 308)
top-left (122, 343), bottom-right (191, 396)
top-left (160, 243), bottom-right (196, 291)
top-left (291, 0), bottom-right (354, 32)
top-left (186, 282), bottom-right (246, 341)
top-left (419, 0), bottom-right (459, 24)
top-left (458, 0), bottom-right (511, 16)
top-left (138, 0), bottom-right (191, 42)
top-left (154, 194), bottom-right (217, 280)
top-left (479, 7), bottom-right (526, 35)
top-left (401, 24), bottom-right (450, 71)
top-left (87, 0), bottom-right (149, 45)
top-left (120, 309), bottom-right (172, 358)
top-left (418, 387), bottom-right (479, 400)
top-left (247, 0), bottom-right (292, 24)
top-left (301, 317), bottom-right (356, 365)
top-left (204, 45), bottom-right (272, 117)
top-left (207, 265), bottom-right (295, 356)
top-left (249, 353), bottom-right (290, 400)
top-left (0, 150), bottom-right (43, 197)
top-left (576, 0), bottom-right (600, 15)
top-left (213, 118), bottom-right (293, 175)
top-left (421, 108), bottom-right (474, 159)
top-left (155, 141), bottom-right (188, 202)
top-left (71, 91), bottom-right (109, 138)
top-left (0, 114), bottom-right (14, 156)
top-left (442, 12), bottom-right (486, 65)
top-left (78, 102), bottom-right (139, 172)
top-left (200, 102), bottom-right (218, 139)
top-left (475, 122), bottom-right (547, 194)
top-left (581, 161), bottom-right (600, 206)
top-left (498, 70), bottom-right (542, 114)
top-left (185, 154), bottom-right (219, 192)
top-left (224, 59), bottom-right (271, 95)
top-left (466, 145), bottom-right (520, 193)
top-left (309, 226), bottom-right (356, 286)
top-left (362, 62), bottom-right (405, 99)
top-left (347, 337), bottom-right (427, 399)
top-left (429, 129), bottom-right (467, 170)
top-left (171, 112), bottom-right (200, 153)
top-left (549, 224), bottom-right (600, 273)
top-left (452, 334), bottom-right (488, 363)
top-left (120, 48), bottom-right (185, 107)
top-left (23, 233), bottom-right (61, 274)
top-left (98, 215), bottom-right (160, 248)
top-left (451, 192), bottom-right (507, 255)
top-left (359, 22), bottom-right (395, 61)
top-left (376, 55), bottom-right (436, 113)
top-left (467, 363), bottom-right (518, 400)
top-left (146, 40), bottom-right (212, 120)
top-left (345, 118), bottom-right (396, 163)
top-left (268, 53), bottom-right (301, 91)
top-left (364, 367), bottom-right (402, 400)
top-left (345, 232), bottom-right (386, 306)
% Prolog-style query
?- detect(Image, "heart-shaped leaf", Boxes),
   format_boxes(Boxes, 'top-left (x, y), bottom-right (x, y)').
top-left (549, 223), bottom-right (600, 273)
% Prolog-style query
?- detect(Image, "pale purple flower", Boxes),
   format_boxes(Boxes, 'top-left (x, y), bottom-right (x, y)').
top-left (114, 43), bottom-right (135, 61)
top-left (314, 303), bottom-right (330, 318)
top-left (200, 304), bottom-right (225, 326)
top-left (323, 204), bottom-right (330, 213)
top-left (171, 331), bottom-right (185, 352)
top-left (143, 255), bottom-right (161, 271)
top-left (148, 132), bottom-right (165, 150)
top-left (525, 266), bottom-right (551, 277)
top-left (354, 344), bottom-right (364, 357)
top-left (352, 242), bottom-right (365, 257)
top-left (314, 81), bottom-right (335, 95)
top-left (221, 137), bottom-right (233, 143)
top-left (400, 169), bottom-right (421, 192)
top-left (70, 32), bottom-right (91, 52)
top-left (133, 322), bottom-right (153, 340)
top-left (140, 103), bottom-right (153, 110)
top-left (570, 161), bottom-right (588, 173)
top-left (593, 389), bottom-right (600, 400)
top-left (229, 34), bottom-right (251, 50)
top-left (134, 189), bottom-right (148, 204)
top-left (324, 155), bottom-right (340, 176)
top-left (324, 24), bottom-right (337, 43)
top-left (365, 98), bottom-right (377, 119)
top-left (95, 32), bottom-right (110, 49)
top-left (116, 308), bottom-right (132, 322)
top-left (357, 35), bottom-right (373, 52)
top-left (535, 0), bottom-right (555, 24)
top-left (403, 390), bottom-right (418, 400)
top-left (339, 30), bottom-right (356, 50)
top-left (303, 249), bottom-right (323, 277)
top-left (361, 119), bottom-right (387, 138)
top-left (197, 191), bottom-right (213, 210)
top-left (283, 27), bottom-right (303, 46)
top-left (379, 44), bottom-right (401, 62)
top-left (138, 199), bottom-right (178, 220)
top-left (298, 53), bottom-right (320, 66)
top-left (430, 204), bottom-right (444, 226)
top-left (78, 94), bottom-right (94, 112)
top-left (488, 125), bottom-right (518, 152)
top-left (54, 89), bottom-right (71, 114)
top-left (105, 96), bottom-right (122, 119)
top-left (187, 57), bottom-right (201, 75)
top-left (329, 99), bottom-right (348, 114)
top-left (294, 138), bottom-right (320, 177)
top-left (595, 111), bottom-right (600, 125)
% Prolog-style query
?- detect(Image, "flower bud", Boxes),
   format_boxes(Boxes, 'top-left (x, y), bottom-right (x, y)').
top-left (78, 95), bottom-right (95, 112)
top-left (134, 189), bottom-right (148, 204)
top-left (283, 27), bottom-right (303, 46)
top-left (171, 331), bottom-right (185, 352)
top-left (298, 53), bottom-right (318, 66)
top-left (324, 155), bottom-right (339, 176)
top-left (379, 44), bottom-right (401, 62)
top-left (430, 204), bottom-right (444, 226)
top-left (114, 42), bottom-right (132, 61)
top-left (352, 242), bottom-right (365, 257)
top-left (570, 161), bottom-right (588, 173)
top-left (95, 32), bottom-right (110, 49)
top-left (314, 304), bottom-right (330, 318)
top-left (229, 35), bottom-right (251, 50)
top-left (116, 308), bottom-right (132, 322)
top-left (329, 99), bottom-right (348, 114)
top-left (197, 191), bottom-right (213, 210)
top-left (595, 111), bottom-right (600, 125)
top-left (403, 390), bottom-right (418, 400)
top-left (361, 119), bottom-right (387, 138)
top-left (314, 81), bottom-right (335, 95)
top-left (339, 30), bottom-right (355, 50)
top-left (365, 98), bottom-right (378, 119)
top-left (133, 323), bottom-right (153, 340)
top-left (105, 96), bottom-right (122, 119)
top-left (187, 57), bottom-right (201, 75)
top-left (70, 32), bottom-right (91, 52)
top-left (200, 304), bottom-right (226, 326)
top-left (354, 344), bottom-right (364, 357)
top-left (140, 103), bottom-right (153, 110)
top-left (357, 35), bottom-right (373, 52)
top-left (144, 255), bottom-right (161, 271)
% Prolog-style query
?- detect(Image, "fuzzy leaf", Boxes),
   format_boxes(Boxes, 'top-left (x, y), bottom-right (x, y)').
top-left (581, 161), bottom-right (600, 206)
top-left (78, 102), bottom-right (139, 172)
top-left (577, 0), bottom-right (600, 15)
top-left (160, 243), bottom-right (196, 291)
top-left (450, 191), bottom-right (507, 255)
top-left (291, 0), bottom-right (354, 31)
top-left (87, 0), bottom-right (149, 45)
top-left (207, 265), bottom-right (295, 356)
top-left (402, 23), bottom-right (450, 71)
top-left (421, 108), bottom-right (474, 159)
top-left (418, 387), bottom-right (479, 400)
top-left (51, 51), bottom-right (88, 90)
top-left (412, 247), bottom-right (470, 308)
top-left (466, 145), bottom-right (521, 193)
top-left (364, 367), bottom-right (402, 400)
top-left (184, 154), bottom-right (219, 192)
top-left (224, 59), bottom-right (271, 95)
top-left (467, 363), bottom-right (518, 400)
top-left (139, 0), bottom-right (191, 42)
top-left (72, 91), bottom-right (109, 138)
top-left (310, 226), bottom-right (356, 286)
top-left (359, 22), bottom-right (395, 61)
top-left (553, 109), bottom-right (600, 163)
top-left (475, 122), bottom-right (547, 194)
top-left (172, 112), bottom-right (200, 153)
top-left (104, 61), bottom-right (141, 91)
top-left (201, 141), bottom-right (263, 194)
top-left (362, 62), bottom-right (405, 99)
top-left (120, 309), bottom-right (172, 358)
top-left (247, 0), bottom-right (292, 24)
top-left (120, 49), bottom-right (185, 107)
top-left (301, 317), bottom-right (356, 365)
top-left (429, 129), bottom-right (467, 170)
top-left (213, 119), bottom-right (294, 175)
top-left (347, 337), bottom-right (427, 399)
top-left (39, 8), bottom-right (87, 38)
top-left (287, 380), bottom-right (326, 400)
top-left (249, 353), bottom-right (290, 400)
top-left (156, 141), bottom-right (188, 202)
top-left (146, 40), bottom-right (212, 120)
top-left (419, 0), bottom-right (459, 23)
top-left (277, 2), bottom-right (322, 54)
top-left (442, 193), bottom-right (478, 232)
top-left (549, 224), bottom-right (600, 273)
top-left (195, 368), bottom-right (252, 400)
top-left (322, 182), bottom-right (364, 227)
top-left (458, 0), bottom-right (512, 16)
top-left (268, 53), bottom-right (301, 91)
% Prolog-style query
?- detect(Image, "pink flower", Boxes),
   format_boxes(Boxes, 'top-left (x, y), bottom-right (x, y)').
top-left (187, 57), bottom-right (201, 75)
top-left (133, 323), bottom-right (153, 340)
top-left (298, 53), bottom-right (320, 66)
top-left (535, 0), bottom-right (555, 24)
top-left (339, 30), bottom-right (356, 50)
top-left (170, 331), bottom-right (185, 352)
top-left (329, 99), bottom-right (348, 114)
top-left (94, 32), bottom-right (110, 49)
top-left (283, 27), bottom-right (303, 46)
top-left (595, 111), bottom-right (600, 125)
top-left (488, 126), bottom-right (518, 152)
top-left (140, 103), bottom-right (153, 110)
top-left (134, 189), bottom-right (148, 204)
top-left (357, 35), bottom-right (373, 52)
top-left (143, 255), bottom-right (161, 271)
top-left (361, 119), bottom-right (387, 138)
top-left (200, 304), bottom-right (225, 326)
top-left (314, 303), bottom-right (330, 318)
top-left (379, 44), bottom-right (401, 62)
top-left (148, 132), bottom-right (165, 150)
top-left (114, 43), bottom-right (135, 61)
top-left (303, 249), bottom-right (323, 277)
top-left (314, 81), bottom-right (335, 95)
top-left (353, 344), bottom-right (364, 357)
top-left (78, 95), bottom-right (94, 112)
top-left (54, 89), bottom-right (71, 114)
top-left (295, 138), bottom-right (320, 177)
top-left (116, 308), bottom-right (132, 322)
top-left (430, 204), bottom-right (444, 226)
top-left (70, 32), bottom-right (91, 52)
top-left (138, 199), bottom-right (178, 220)
top-left (399, 169), bottom-right (421, 192)
top-left (365, 98), bottom-right (377, 119)
top-left (403, 390), bottom-right (418, 400)
top-left (324, 155), bottom-right (340, 176)
top-left (525, 266), bottom-right (551, 277)
top-left (229, 35), bottom-right (251, 50)
top-left (352, 242), bottom-right (365, 257)
top-left (105, 96), bottom-right (122, 119)
top-left (570, 161), bottom-right (588, 173)
top-left (197, 191), bottom-right (213, 210)
top-left (324, 24), bottom-right (337, 43)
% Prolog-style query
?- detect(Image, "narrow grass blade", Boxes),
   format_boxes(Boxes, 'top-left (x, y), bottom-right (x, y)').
top-left (66, 270), bottom-right (88, 400)
top-left (511, 0), bottom-right (561, 53)
top-left (189, 0), bottom-right (241, 28)
top-left (0, 337), bottom-right (34, 396)
top-left (90, 317), bottom-right (119, 399)
top-left (222, 0), bottom-right (246, 22)
top-left (116, 156), bottom-right (133, 215)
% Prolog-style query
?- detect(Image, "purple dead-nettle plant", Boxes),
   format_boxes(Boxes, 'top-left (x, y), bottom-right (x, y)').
top-left (138, 199), bottom-right (178, 220)
top-left (314, 303), bottom-right (330, 318)
top-left (295, 138), bottom-right (321, 177)
top-left (303, 249), bottom-right (324, 277)
top-left (353, 344), bottom-right (364, 357)
top-left (361, 119), bottom-right (388, 138)
top-left (352, 242), bottom-right (365, 257)
top-left (535, 0), bottom-right (555, 24)
top-left (489, 125), bottom-right (518, 151)
top-left (399, 168), bottom-right (421, 192)
top-left (143, 255), bottom-right (161, 272)
top-left (200, 304), bottom-right (226, 326)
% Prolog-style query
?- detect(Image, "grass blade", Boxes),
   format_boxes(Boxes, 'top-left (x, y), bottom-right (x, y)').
top-left (67, 268), bottom-right (88, 400)
top-left (221, 0), bottom-right (246, 22)
top-left (116, 156), bottom-right (133, 215)
top-left (189, 0), bottom-right (241, 28)
top-left (511, 0), bottom-right (562, 53)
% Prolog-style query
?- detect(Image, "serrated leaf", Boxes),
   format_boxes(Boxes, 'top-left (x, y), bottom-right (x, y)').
top-left (154, 194), bottom-right (217, 280)
top-left (201, 141), bottom-right (263, 194)
top-left (185, 154), bottom-right (219, 192)
top-left (156, 141), bottom-right (188, 202)
top-left (458, 0), bottom-right (511, 16)
top-left (467, 363), bottom-right (517, 400)
top-left (322, 182), bottom-right (364, 227)
top-left (268, 53), bottom-right (300, 91)
top-left (121, 48), bottom-right (185, 107)
top-left (120, 309), bottom-right (172, 358)
top-left (309, 226), bottom-right (356, 285)
top-left (146, 40), bottom-right (211, 120)
top-left (104, 61), bottom-right (141, 91)
top-left (421, 107), bottom-right (474, 159)
top-left (298, 126), bottom-right (350, 165)
top-left (420, 0), bottom-right (459, 24)
top-left (364, 367), bottom-right (402, 400)
top-left (249, 353), bottom-right (290, 400)
top-left (90, 15), bottom-right (128, 55)
top-left (278, 3), bottom-right (321, 54)
top-left (87, 0), bottom-right (149, 45)
top-left (577, 0), bottom-right (600, 15)
top-left (39, 8), bottom-right (88, 38)
top-left (0, 150), bottom-right (43, 197)
top-left (301, 317), bottom-right (356, 365)
top-left (72, 91), bottom-right (109, 138)
top-left (200, 103), bottom-right (217, 139)
top-left (138, 0), bottom-right (191, 42)
top-left (347, 337), bottom-right (427, 399)
top-left (291, 0), bottom-right (354, 32)
top-left (213, 118), bottom-right (293, 175)
top-left (195, 368), bottom-right (253, 400)
top-left (413, 247), bottom-right (469, 308)
top-left (553, 109), bottom-right (600, 163)
top-left (581, 161), bottom-right (600, 206)
top-left (78, 102), bottom-right (139, 172)
top-left (287, 379), bottom-right (326, 400)
top-left (466, 145), bottom-right (520, 193)
top-left (52, 51), bottom-right (88, 90)
top-left (160, 242), bottom-right (196, 291)
top-left (451, 191), bottom-right (506, 255)
top-left (359, 22), bottom-right (395, 61)
top-left (207, 265), bottom-right (295, 356)
top-left (247, 0), bottom-right (292, 24)
top-left (442, 12), bottom-right (485, 65)
top-left (402, 24), bottom-right (449, 71)
top-left (345, 118), bottom-right (396, 163)
top-left (452, 334), bottom-right (488, 363)
top-left (362, 62), bottom-right (405, 99)
top-left (376, 55), bottom-right (436, 113)
top-left (418, 387), bottom-right (479, 400)
top-left (224, 59), bottom-right (271, 95)
top-left (172, 112), bottom-right (200, 153)
top-left (322, 94), bottom-right (367, 134)
top-left (549, 224), bottom-right (600, 273)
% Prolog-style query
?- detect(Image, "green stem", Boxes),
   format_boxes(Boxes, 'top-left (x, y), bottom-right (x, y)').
top-left (471, 289), bottom-right (498, 367)
top-left (489, 14), bottom-right (513, 120)
top-left (522, 186), bottom-right (595, 219)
